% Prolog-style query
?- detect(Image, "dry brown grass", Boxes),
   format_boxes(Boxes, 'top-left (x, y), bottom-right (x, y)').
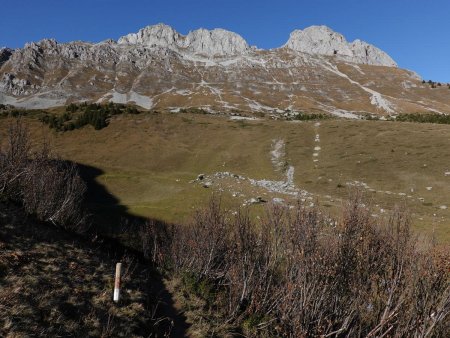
top-left (0, 203), bottom-right (171, 337)
top-left (0, 120), bottom-right (177, 337)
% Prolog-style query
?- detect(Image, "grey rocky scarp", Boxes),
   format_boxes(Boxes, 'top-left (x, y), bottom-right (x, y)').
top-left (284, 25), bottom-right (397, 67)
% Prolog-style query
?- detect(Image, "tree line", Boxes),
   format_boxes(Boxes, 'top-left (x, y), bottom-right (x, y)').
top-left (39, 102), bottom-right (140, 131)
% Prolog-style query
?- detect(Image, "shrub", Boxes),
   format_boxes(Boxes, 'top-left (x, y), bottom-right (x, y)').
top-left (161, 195), bottom-right (449, 337)
top-left (66, 103), bottom-right (78, 113)
top-left (395, 113), bottom-right (450, 124)
top-left (75, 108), bottom-right (108, 130)
top-left (23, 153), bottom-right (87, 230)
top-left (0, 119), bottom-right (31, 200)
top-left (293, 112), bottom-right (329, 121)
top-left (0, 119), bottom-right (88, 232)
top-left (179, 107), bottom-right (209, 115)
top-left (39, 102), bottom-right (141, 132)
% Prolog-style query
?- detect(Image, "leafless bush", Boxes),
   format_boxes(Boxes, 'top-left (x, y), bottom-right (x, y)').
top-left (23, 155), bottom-right (87, 232)
top-left (170, 198), bottom-right (231, 279)
top-left (101, 312), bottom-right (116, 338)
top-left (0, 119), bottom-right (88, 232)
top-left (164, 195), bottom-right (449, 337)
top-left (139, 219), bottom-right (174, 266)
top-left (0, 119), bottom-right (30, 199)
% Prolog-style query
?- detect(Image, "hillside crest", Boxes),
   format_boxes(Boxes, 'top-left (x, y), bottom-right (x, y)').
top-left (2, 23), bottom-right (449, 115)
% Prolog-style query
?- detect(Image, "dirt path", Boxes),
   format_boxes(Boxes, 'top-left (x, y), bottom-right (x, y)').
top-left (313, 122), bottom-right (321, 168)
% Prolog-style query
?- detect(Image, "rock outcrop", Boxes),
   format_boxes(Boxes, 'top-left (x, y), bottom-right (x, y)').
top-left (118, 24), bottom-right (180, 48)
top-left (350, 39), bottom-right (397, 67)
top-left (118, 23), bottom-right (250, 57)
top-left (1, 23), bottom-right (448, 115)
top-left (284, 25), bottom-right (397, 67)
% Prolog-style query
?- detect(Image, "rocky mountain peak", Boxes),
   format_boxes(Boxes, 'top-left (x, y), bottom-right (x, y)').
top-left (284, 25), bottom-right (397, 67)
top-left (183, 28), bottom-right (250, 56)
top-left (285, 26), bottom-right (353, 57)
top-left (350, 39), bottom-right (397, 67)
top-left (118, 23), bottom-right (180, 48)
top-left (2, 22), bottom-right (436, 115)
top-left (117, 23), bottom-right (250, 57)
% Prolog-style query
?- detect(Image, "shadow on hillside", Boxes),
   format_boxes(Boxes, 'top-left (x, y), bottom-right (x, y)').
top-left (76, 163), bottom-right (190, 337)
top-left (76, 163), bottom-right (144, 235)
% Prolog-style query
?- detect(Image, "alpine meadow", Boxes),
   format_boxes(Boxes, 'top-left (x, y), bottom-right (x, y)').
top-left (0, 3), bottom-right (449, 337)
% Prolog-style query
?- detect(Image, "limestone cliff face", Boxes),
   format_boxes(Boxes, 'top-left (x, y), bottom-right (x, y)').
top-left (2, 23), bottom-right (448, 115)
top-left (116, 24), bottom-right (396, 65)
top-left (284, 26), bottom-right (397, 67)
top-left (117, 23), bottom-right (250, 57)
top-left (349, 39), bottom-right (397, 67)
top-left (118, 24), bottom-right (180, 48)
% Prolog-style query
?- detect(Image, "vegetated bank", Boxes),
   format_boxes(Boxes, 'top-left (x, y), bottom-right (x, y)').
top-left (0, 120), bottom-right (174, 337)
top-left (394, 112), bottom-right (450, 124)
top-left (0, 203), bottom-right (169, 337)
top-left (0, 118), bottom-right (448, 337)
top-left (0, 102), bottom-right (141, 132)
top-left (155, 196), bottom-right (449, 337)
top-left (2, 102), bottom-right (450, 132)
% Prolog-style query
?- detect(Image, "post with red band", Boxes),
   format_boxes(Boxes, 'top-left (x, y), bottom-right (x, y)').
top-left (113, 262), bottom-right (122, 302)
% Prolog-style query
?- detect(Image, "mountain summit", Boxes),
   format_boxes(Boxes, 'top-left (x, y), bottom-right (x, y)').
top-left (1, 23), bottom-right (449, 115)
top-left (115, 24), bottom-right (395, 65)
top-left (118, 23), bottom-right (251, 57)
top-left (284, 25), bottom-right (397, 67)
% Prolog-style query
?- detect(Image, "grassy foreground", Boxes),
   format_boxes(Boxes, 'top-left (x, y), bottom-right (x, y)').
top-left (4, 111), bottom-right (448, 243)
top-left (0, 117), bottom-right (448, 336)
top-left (0, 203), bottom-right (176, 337)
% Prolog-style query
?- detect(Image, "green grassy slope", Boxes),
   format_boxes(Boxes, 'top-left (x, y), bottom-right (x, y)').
top-left (3, 112), bottom-right (449, 243)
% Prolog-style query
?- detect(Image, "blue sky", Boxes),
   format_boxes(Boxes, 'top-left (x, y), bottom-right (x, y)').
top-left (1, 0), bottom-right (449, 82)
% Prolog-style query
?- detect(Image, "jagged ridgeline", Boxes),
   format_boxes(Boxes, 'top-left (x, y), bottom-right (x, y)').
top-left (1, 24), bottom-right (449, 115)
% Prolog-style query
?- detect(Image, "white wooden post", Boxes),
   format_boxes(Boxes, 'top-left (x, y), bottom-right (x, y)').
top-left (113, 262), bottom-right (122, 302)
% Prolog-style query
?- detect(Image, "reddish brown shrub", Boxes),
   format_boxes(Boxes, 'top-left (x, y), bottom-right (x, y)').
top-left (0, 119), bottom-right (88, 232)
top-left (165, 195), bottom-right (449, 337)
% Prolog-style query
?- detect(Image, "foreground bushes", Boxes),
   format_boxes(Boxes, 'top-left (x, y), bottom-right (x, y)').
top-left (148, 197), bottom-right (449, 337)
top-left (0, 120), bottom-right (88, 232)
top-left (1, 120), bottom-right (447, 336)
